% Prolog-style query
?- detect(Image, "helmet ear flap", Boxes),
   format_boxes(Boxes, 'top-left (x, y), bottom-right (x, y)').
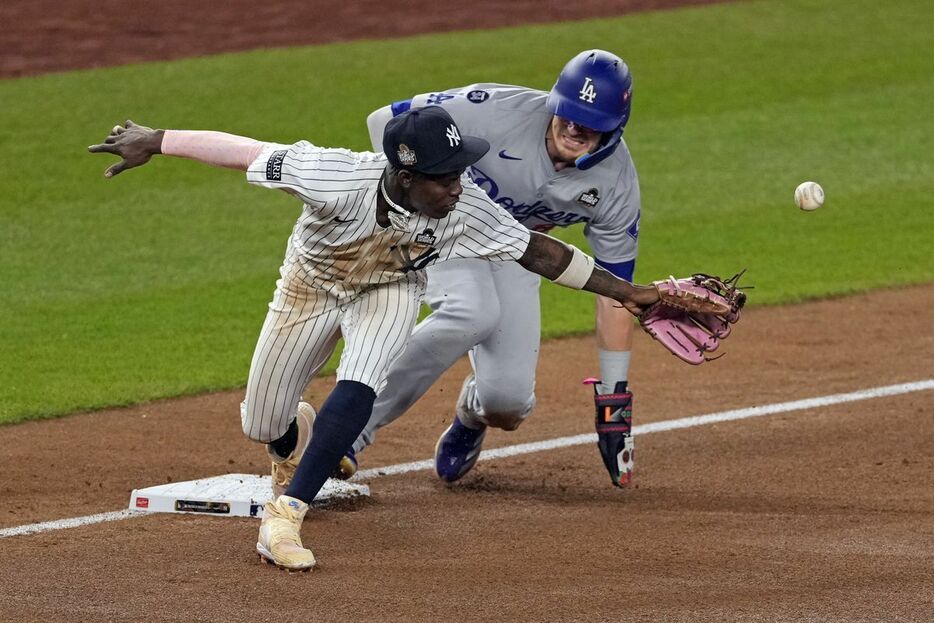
top-left (575, 126), bottom-right (623, 171)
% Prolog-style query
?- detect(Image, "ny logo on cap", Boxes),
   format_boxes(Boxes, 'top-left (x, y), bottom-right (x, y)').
top-left (579, 77), bottom-right (597, 103)
top-left (397, 144), bottom-right (417, 166)
top-left (445, 124), bottom-right (461, 147)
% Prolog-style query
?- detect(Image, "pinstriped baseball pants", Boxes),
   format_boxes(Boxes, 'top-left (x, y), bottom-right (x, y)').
top-left (240, 262), bottom-right (425, 443)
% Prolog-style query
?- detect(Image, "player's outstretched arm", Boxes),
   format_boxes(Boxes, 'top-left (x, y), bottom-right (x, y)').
top-left (89, 121), bottom-right (268, 178)
top-left (517, 232), bottom-right (658, 315)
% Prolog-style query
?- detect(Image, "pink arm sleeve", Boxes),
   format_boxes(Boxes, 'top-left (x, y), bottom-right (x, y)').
top-left (161, 130), bottom-right (268, 171)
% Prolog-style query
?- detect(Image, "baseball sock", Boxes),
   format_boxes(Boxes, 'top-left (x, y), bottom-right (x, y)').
top-left (285, 380), bottom-right (375, 503)
top-left (267, 417), bottom-right (298, 460)
top-left (597, 349), bottom-right (631, 394)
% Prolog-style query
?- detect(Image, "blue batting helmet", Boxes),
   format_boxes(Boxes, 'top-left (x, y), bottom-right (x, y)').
top-left (546, 49), bottom-right (633, 133)
top-left (546, 50), bottom-right (633, 170)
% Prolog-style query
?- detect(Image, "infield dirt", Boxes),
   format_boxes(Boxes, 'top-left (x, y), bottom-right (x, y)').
top-left (2, 2), bottom-right (932, 621)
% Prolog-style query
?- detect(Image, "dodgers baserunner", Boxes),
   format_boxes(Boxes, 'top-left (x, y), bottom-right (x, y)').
top-left (88, 105), bottom-right (718, 571)
top-left (349, 50), bottom-right (642, 487)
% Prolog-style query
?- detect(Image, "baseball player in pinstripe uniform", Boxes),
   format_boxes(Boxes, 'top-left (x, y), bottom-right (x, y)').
top-left (351, 50), bottom-right (642, 486)
top-left (90, 105), bottom-right (666, 570)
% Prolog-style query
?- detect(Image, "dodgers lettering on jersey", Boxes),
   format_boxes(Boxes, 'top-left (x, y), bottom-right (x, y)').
top-left (401, 84), bottom-right (641, 265)
top-left (467, 164), bottom-right (590, 229)
top-left (245, 141), bottom-right (530, 302)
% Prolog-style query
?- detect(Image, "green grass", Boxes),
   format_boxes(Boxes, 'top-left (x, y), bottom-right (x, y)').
top-left (2, 0), bottom-right (932, 423)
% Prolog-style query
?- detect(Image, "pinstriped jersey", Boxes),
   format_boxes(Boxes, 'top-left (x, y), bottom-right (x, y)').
top-left (245, 141), bottom-right (531, 300)
top-left (399, 84), bottom-right (641, 265)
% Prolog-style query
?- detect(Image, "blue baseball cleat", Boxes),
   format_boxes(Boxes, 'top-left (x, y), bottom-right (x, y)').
top-left (434, 417), bottom-right (487, 482)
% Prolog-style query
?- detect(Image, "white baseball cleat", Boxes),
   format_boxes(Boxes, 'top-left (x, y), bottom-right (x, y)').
top-left (256, 495), bottom-right (316, 571)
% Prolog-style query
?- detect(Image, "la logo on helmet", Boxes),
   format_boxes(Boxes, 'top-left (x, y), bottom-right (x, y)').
top-left (579, 77), bottom-right (597, 103)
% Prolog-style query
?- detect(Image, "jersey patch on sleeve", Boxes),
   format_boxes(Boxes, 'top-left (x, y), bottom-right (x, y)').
top-left (466, 90), bottom-right (491, 103)
top-left (266, 150), bottom-right (287, 181)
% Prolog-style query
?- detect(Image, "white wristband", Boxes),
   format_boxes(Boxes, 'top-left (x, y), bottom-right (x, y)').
top-left (552, 245), bottom-right (595, 289)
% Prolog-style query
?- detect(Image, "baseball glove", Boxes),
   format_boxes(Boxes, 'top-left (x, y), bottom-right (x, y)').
top-left (584, 379), bottom-right (634, 488)
top-left (640, 271), bottom-right (747, 365)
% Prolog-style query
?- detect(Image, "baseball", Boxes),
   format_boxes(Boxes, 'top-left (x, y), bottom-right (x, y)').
top-left (794, 181), bottom-right (824, 211)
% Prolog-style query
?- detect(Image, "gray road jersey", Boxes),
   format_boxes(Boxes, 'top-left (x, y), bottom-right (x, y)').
top-left (246, 142), bottom-right (530, 300)
top-left (403, 84), bottom-right (641, 264)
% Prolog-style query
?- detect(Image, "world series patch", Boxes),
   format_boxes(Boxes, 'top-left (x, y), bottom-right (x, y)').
top-left (578, 188), bottom-right (600, 207)
top-left (397, 144), bottom-right (417, 166)
top-left (266, 150), bottom-right (287, 181)
top-left (415, 228), bottom-right (437, 246)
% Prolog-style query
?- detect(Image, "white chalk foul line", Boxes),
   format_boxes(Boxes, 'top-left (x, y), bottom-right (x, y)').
top-left (358, 379), bottom-right (934, 476)
top-left (3, 379), bottom-right (932, 539)
top-left (0, 510), bottom-right (145, 538)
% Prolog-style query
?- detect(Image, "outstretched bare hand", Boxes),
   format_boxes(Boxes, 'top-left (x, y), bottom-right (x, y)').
top-left (88, 120), bottom-right (164, 178)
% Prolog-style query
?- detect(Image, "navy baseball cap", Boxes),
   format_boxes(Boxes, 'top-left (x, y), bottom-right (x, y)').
top-left (382, 106), bottom-right (489, 175)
